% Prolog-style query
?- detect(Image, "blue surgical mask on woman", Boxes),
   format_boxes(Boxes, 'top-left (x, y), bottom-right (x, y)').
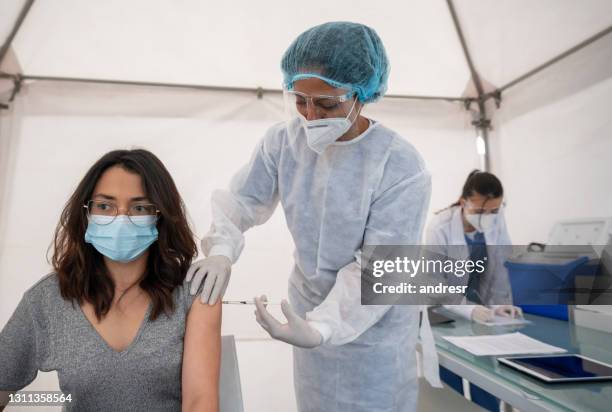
top-left (85, 215), bottom-right (158, 263)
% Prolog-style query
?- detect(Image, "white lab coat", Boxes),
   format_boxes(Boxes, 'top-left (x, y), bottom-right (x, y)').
top-left (425, 205), bottom-right (513, 319)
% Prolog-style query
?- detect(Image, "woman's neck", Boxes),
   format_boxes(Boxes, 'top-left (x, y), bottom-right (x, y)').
top-left (104, 252), bottom-right (148, 294)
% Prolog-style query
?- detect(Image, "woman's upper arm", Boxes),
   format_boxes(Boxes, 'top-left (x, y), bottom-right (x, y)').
top-left (182, 298), bottom-right (222, 412)
top-left (0, 292), bottom-right (46, 391)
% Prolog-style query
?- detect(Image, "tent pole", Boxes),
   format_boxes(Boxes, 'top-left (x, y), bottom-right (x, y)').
top-left (447, 0), bottom-right (491, 171)
top-left (15, 74), bottom-right (468, 103)
top-left (384, 94), bottom-right (466, 103)
top-left (21, 74), bottom-right (278, 95)
top-left (0, 0), bottom-right (36, 67)
top-left (475, 100), bottom-right (491, 172)
top-left (446, 0), bottom-right (483, 96)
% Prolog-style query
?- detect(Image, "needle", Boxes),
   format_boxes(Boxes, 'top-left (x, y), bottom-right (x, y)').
top-left (222, 300), bottom-right (281, 305)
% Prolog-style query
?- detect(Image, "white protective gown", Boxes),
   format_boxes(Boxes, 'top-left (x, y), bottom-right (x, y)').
top-left (425, 205), bottom-right (513, 319)
top-left (203, 120), bottom-right (439, 412)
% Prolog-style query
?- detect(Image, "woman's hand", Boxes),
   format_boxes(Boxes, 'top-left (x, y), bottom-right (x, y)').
top-left (494, 305), bottom-right (523, 319)
top-left (254, 296), bottom-right (322, 349)
top-left (471, 306), bottom-right (494, 323)
top-left (471, 305), bottom-right (523, 323)
top-left (187, 256), bottom-right (232, 305)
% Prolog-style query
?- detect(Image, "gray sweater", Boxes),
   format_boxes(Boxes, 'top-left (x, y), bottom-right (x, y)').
top-left (0, 273), bottom-right (197, 411)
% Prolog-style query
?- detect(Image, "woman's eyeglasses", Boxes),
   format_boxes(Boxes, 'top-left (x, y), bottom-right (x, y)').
top-left (83, 200), bottom-right (160, 227)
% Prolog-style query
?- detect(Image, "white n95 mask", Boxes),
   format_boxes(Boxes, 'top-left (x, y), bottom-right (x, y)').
top-left (465, 213), bottom-right (497, 233)
top-left (289, 95), bottom-right (359, 155)
top-left (301, 116), bottom-right (353, 154)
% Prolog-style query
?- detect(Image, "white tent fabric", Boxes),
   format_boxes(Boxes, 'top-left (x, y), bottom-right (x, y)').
top-left (494, 33), bottom-right (612, 244)
top-left (10, 0), bottom-right (470, 97)
top-left (1, 1), bottom-right (611, 411)
top-left (456, 0), bottom-right (612, 89)
top-left (0, 0), bottom-right (25, 46)
top-left (5, 0), bottom-right (612, 96)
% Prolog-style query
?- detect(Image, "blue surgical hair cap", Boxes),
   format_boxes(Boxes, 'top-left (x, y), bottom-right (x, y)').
top-left (281, 21), bottom-right (390, 103)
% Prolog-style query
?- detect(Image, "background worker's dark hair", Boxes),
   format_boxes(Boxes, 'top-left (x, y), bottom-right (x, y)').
top-left (449, 169), bottom-right (504, 208)
top-left (436, 169), bottom-right (504, 214)
top-left (51, 149), bottom-right (198, 321)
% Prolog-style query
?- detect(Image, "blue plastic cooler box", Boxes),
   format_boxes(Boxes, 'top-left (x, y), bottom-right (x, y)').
top-left (504, 255), bottom-right (598, 305)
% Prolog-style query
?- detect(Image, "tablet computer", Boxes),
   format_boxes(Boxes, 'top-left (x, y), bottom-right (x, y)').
top-left (498, 354), bottom-right (612, 383)
top-left (428, 306), bottom-right (455, 325)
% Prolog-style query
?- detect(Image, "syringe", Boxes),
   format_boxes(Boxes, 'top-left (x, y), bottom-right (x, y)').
top-left (222, 300), bottom-right (281, 305)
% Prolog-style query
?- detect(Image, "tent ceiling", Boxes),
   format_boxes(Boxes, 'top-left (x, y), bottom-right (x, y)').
top-left (0, 0), bottom-right (24, 47)
top-left (456, 0), bottom-right (612, 90)
top-left (2, 0), bottom-right (612, 98)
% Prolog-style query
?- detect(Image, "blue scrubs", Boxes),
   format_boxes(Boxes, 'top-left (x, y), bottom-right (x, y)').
top-left (440, 231), bottom-right (500, 411)
top-left (465, 231), bottom-right (487, 304)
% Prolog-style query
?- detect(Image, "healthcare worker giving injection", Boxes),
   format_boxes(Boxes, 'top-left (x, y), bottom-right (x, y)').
top-left (425, 170), bottom-right (522, 322)
top-left (188, 22), bottom-right (441, 411)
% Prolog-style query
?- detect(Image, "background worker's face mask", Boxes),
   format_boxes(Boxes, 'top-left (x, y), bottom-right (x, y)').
top-left (85, 215), bottom-right (158, 263)
top-left (463, 200), bottom-right (503, 233)
top-left (284, 88), bottom-right (360, 154)
top-left (465, 213), bottom-right (497, 233)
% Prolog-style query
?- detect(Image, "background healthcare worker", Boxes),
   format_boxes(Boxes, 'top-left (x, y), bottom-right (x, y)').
top-left (425, 170), bottom-right (522, 322)
top-left (187, 21), bottom-right (440, 412)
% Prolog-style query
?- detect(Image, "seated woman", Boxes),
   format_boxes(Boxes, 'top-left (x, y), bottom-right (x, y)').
top-left (0, 149), bottom-right (220, 411)
top-left (426, 170), bottom-right (522, 320)
top-left (425, 169), bottom-right (522, 411)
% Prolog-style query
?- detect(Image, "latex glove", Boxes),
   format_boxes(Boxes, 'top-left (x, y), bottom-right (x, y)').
top-left (471, 306), bottom-right (494, 323)
top-left (186, 255), bottom-right (232, 305)
top-left (494, 305), bottom-right (523, 319)
top-left (254, 295), bottom-right (323, 349)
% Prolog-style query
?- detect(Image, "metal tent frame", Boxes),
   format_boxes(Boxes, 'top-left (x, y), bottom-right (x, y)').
top-left (1, 0), bottom-right (611, 170)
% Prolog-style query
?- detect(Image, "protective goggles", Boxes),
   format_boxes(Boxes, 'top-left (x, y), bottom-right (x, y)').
top-left (463, 201), bottom-right (505, 215)
top-left (283, 89), bottom-right (356, 118)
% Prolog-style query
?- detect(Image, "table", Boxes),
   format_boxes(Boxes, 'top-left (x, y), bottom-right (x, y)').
top-left (430, 308), bottom-right (612, 412)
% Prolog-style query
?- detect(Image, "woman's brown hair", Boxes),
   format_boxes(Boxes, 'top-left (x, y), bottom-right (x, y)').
top-left (51, 149), bottom-right (197, 321)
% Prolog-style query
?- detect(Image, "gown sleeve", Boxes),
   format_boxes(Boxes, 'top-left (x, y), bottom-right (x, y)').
top-left (201, 129), bottom-right (281, 263)
top-left (306, 168), bottom-right (432, 345)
